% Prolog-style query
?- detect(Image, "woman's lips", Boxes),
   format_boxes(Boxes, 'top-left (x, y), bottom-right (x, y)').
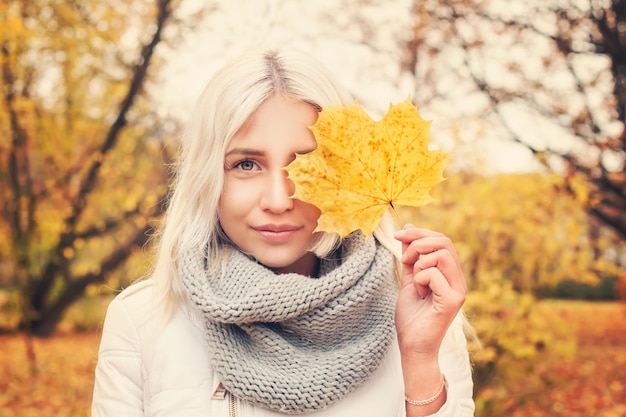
top-left (253, 224), bottom-right (302, 243)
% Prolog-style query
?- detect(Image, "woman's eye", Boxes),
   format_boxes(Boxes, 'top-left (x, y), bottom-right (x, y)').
top-left (236, 160), bottom-right (256, 171)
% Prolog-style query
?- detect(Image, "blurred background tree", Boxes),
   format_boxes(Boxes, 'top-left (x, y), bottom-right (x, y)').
top-left (0, 0), bottom-right (181, 336)
top-left (401, 0), bottom-right (626, 240)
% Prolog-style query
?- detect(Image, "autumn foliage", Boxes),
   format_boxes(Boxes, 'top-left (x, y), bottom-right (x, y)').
top-left (405, 171), bottom-right (624, 294)
top-left (1, 2), bottom-right (626, 417)
top-left (0, 0), bottom-right (175, 336)
top-left (1, 300), bottom-right (624, 417)
top-left (0, 332), bottom-right (98, 417)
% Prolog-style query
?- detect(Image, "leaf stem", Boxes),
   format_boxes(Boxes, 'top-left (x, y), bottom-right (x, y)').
top-left (389, 203), bottom-right (406, 229)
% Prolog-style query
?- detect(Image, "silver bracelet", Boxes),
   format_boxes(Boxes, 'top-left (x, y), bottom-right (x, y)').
top-left (404, 375), bottom-right (447, 406)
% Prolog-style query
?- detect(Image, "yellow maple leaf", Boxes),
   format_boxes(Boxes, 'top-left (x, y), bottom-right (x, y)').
top-left (286, 97), bottom-right (448, 237)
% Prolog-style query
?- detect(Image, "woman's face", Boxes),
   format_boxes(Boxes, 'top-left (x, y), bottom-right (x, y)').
top-left (219, 94), bottom-right (321, 276)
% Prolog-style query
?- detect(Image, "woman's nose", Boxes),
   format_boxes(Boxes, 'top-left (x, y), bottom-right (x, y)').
top-left (259, 169), bottom-right (295, 213)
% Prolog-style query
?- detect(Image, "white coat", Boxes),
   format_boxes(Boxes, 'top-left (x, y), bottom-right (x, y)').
top-left (92, 279), bottom-right (475, 417)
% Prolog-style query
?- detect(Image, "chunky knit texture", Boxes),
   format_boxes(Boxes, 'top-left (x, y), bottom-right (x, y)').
top-left (180, 232), bottom-right (397, 414)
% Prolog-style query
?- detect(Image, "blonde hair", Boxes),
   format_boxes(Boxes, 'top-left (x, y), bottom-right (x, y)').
top-left (150, 48), bottom-right (404, 317)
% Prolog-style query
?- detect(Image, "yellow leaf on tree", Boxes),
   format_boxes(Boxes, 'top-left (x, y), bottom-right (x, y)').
top-left (286, 97), bottom-right (448, 237)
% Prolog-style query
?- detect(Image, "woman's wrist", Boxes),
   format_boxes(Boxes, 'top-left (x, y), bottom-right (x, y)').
top-left (401, 358), bottom-right (441, 396)
top-left (405, 374), bottom-right (447, 406)
top-left (401, 357), bottom-right (446, 416)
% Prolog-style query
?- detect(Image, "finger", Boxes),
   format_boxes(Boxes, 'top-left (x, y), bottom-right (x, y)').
top-left (413, 249), bottom-right (467, 294)
top-left (400, 242), bottom-right (417, 288)
top-left (397, 225), bottom-right (418, 288)
top-left (404, 236), bottom-right (460, 265)
top-left (394, 227), bottom-right (444, 243)
top-left (413, 270), bottom-right (432, 299)
top-left (400, 236), bottom-right (463, 291)
top-left (396, 231), bottom-right (451, 290)
top-left (414, 267), bottom-right (466, 309)
top-left (394, 227), bottom-right (463, 290)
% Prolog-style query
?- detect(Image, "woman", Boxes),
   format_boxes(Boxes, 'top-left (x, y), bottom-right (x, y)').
top-left (92, 47), bottom-right (475, 417)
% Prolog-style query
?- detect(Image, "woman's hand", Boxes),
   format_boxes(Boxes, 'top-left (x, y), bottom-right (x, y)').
top-left (394, 225), bottom-right (467, 415)
top-left (393, 225), bottom-right (467, 361)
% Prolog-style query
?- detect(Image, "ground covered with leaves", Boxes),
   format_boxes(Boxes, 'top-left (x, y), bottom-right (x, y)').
top-left (477, 301), bottom-right (626, 417)
top-left (0, 332), bottom-right (98, 417)
top-left (0, 301), bottom-right (624, 417)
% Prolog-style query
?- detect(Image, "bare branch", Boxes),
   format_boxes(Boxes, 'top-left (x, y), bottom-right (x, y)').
top-left (60, 0), bottom-right (173, 247)
top-left (27, 0), bottom-right (174, 318)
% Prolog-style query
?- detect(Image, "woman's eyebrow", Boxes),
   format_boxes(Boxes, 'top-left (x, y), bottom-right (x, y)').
top-left (224, 148), bottom-right (265, 157)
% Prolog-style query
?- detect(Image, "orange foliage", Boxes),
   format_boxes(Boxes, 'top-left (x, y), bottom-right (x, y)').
top-left (405, 172), bottom-right (625, 292)
top-left (0, 333), bottom-right (99, 417)
top-left (476, 301), bottom-right (626, 417)
top-left (1, 302), bottom-right (624, 417)
top-left (0, 0), bottom-right (173, 335)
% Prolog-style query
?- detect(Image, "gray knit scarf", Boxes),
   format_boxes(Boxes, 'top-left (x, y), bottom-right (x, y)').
top-left (180, 232), bottom-right (397, 415)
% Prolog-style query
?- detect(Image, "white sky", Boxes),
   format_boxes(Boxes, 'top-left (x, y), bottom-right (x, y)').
top-left (158, 0), bottom-right (541, 174)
